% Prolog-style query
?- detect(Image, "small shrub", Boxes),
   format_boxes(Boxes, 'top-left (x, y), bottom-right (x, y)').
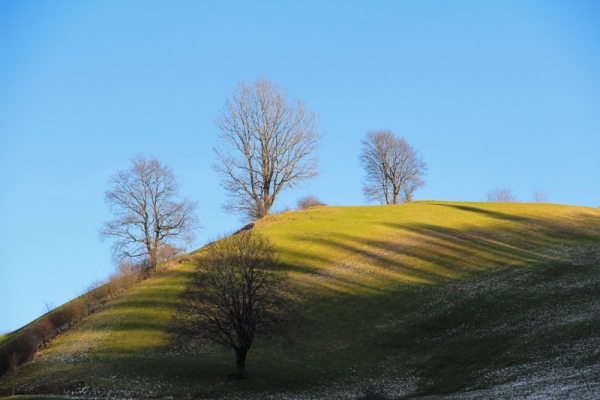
top-left (83, 279), bottom-right (110, 311)
top-left (63, 300), bottom-right (85, 325)
top-left (33, 318), bottom-right (55, 343)
top-left (11, 328), bottom-right (38, 365)
top-left (109, 259), bottom-right (146, 291)
top-left (49, 300), bottom-right (85, 331)
top-left (486, 187), bottom-right (517, 202)
top-left (0, 347), bottom-right (19, 376)
top-left (48, 308), bottom-right (69, 331)
top-left (0, 318), bottom-right (58, 376)
top-left (297, 195), bottom-right (326, 210)
top-left (158, 243), bottom-right (181, 263)
top-left (108, 273), bottom-right (127, 293)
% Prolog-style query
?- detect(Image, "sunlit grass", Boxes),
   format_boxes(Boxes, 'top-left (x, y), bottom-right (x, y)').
top-left (1, 201), bottom-right (600, 398)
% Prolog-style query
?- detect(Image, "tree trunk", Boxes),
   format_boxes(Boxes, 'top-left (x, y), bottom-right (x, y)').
top-left (149, 246), bottom-right (158, 274)
top-left (234, 347), bottom-right (248, 379)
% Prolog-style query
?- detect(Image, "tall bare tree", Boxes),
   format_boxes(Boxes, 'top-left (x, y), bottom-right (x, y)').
top-left (100, 156), bottom-right (199, 272)
top-left (176, 230), bottom-right (291, 379)
top-left (486, 187), bottom-right (517, 202)
top-left (360, 130), bottom-right (427, 204)
top-left (214, 77), bottom-right (323, 220)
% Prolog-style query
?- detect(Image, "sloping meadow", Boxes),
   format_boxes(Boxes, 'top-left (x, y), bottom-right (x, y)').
top-left (1, 202), bottom-right (600, 398)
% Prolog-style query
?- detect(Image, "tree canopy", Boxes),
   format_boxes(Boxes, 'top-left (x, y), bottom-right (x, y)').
top-left (360, 130), bottom-right (427, 204)
top-left (100, 156), bottom-right (199, 271)
top-left (214, 77), bottom-right (323, 220)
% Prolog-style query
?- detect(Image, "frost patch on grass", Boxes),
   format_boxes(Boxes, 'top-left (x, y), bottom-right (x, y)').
top-left (422, 363), bottom-right (600, 399)
top-left (223, 374), bottom-right (418, 400)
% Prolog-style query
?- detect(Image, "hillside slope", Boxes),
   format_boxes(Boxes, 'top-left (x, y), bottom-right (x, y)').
top-left (1, 201), bottom-right (600, 399)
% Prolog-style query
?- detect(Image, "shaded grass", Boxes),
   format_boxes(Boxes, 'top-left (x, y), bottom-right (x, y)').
top-left (0, 333), bottom-right (17, 350)
top-left (1, 202), bottom-right (600, 398)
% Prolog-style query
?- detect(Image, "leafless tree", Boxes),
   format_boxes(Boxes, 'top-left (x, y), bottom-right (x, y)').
top-left (486, 187), bottom-right (517, 202)
top-left (176, 230), bottom-right (291, 379)
top-left (297, 195), bottom-right (327, 210)
top-left (100, 156), bottom-right (199, 273)
top-left (360, 130), bottom-right (427, 204)
top-left (214, 77), bottom-right (323, 221)
top-left (532, 188), bottom-right (549, 203)
top-left (42, 300), bottom-right (55, 314)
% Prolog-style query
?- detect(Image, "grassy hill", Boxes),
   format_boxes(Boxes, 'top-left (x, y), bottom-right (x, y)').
top-left (1, 201), bottom-right (600, 399)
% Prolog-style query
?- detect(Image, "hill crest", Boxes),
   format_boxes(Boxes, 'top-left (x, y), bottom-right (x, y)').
top-left (2, 201), bottom-right (600, 398)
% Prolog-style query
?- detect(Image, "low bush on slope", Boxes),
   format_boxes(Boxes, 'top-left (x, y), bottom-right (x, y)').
top-left (1, 202), bottom-right (599, 399)
top-left (0, 260), bottom-right (154, 377)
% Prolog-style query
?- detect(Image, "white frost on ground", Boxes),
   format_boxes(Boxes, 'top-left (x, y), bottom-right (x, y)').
top-left (421, 363), bottom-right (600, 400)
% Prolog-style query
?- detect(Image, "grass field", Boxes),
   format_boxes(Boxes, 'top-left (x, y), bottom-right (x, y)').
top-left (1, 201), bottom-right (599, 399)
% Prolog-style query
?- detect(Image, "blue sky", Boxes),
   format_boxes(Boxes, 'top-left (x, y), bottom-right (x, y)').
top-left (1, 1), bottom-right (599, 333)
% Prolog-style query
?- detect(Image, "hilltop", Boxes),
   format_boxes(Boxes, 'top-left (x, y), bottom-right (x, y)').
top-left (1, 201), bottom-right (600, 399)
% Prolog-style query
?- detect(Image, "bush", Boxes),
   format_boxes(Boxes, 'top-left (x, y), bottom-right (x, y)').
top-left (33, 318), bottom-right (55, 343)
top-left (48, 308), bottom-right (69, 332)
top-left (48, 299), bottom-right (86, 331)
top-left (486, 187), bottom-right (517, 202)
top-left (297, 195), bottom-right (326, 210)
top-left (108, 259), bottom-right (148, 294)
top-left (63, 300), bottom-right (85, 325)
top-left (1, 344), bottom-right (20, 372)
top-left (0, 257), bottom-right (162, 379)
top-left (10, 328), bottom-right (38, 365)
top-left (0, 317), bottom-right (58, 377)
top-left (0, 300), bottom-right (91, 378)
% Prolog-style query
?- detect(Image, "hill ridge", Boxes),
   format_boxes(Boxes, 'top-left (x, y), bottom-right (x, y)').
top-left (1, 202), bottom-right (600, 398)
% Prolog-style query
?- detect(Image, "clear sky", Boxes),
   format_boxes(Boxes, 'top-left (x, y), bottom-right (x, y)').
top-left (1, 1), bottom-right (599, 333)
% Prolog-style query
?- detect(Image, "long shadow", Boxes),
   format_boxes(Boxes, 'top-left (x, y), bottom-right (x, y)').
top-left (376, 223), bottom-right (549, 268)
top-left (433, 203), bottom-right (600, 241)
top-left (432, 203), bottom-right (536, 222)
top-left (277, 207), bottom-right (600, 296)
top-left (290, 234), bottom-right (457, 284)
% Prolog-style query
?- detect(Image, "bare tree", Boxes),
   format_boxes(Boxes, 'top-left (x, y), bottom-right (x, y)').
top-left (42, 300), bottom-right (55, 314)
top-left (486, 187), bottom-right (517, 202)
top-left (360, 130), bottom-right (427, 204)
top-left (100, 156), bottom-right (199, 273)
top-left (532, 188), bottom-right (549, 203)
top-left (176, 230), bottom-right (291, 379)
top-left (214, 77), bottom-right (323, 221)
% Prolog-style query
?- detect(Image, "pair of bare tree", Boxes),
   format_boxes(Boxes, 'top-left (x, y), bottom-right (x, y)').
top-left (100, 77), bottom-right (322, 272)
top-left (486, 187), bottom-right (549, 203)
top-left (215, 77), bottom-right (428, 214)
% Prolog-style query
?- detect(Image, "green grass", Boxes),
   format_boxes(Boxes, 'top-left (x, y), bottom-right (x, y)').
top-left (1, 201), bottom-right (600, 398)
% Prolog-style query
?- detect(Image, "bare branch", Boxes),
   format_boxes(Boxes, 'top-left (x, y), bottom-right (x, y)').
top-left (532, 188), bottom-right (549, 203)
top-left (486, 187), bottom-right (518, 202)
top-left (175, 231), bottom-right (293, 379)
top-left (214, 77), bottom-right (323, 221)
top-left (359, 130), bottom-right (427, 204)
top-left (100, 155), bottom-right (199, 272)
